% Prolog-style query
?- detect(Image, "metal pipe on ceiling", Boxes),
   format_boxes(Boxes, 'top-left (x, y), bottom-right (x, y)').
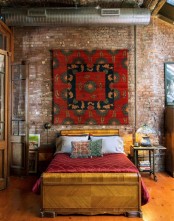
top-left (1, 7), bottom-right (151, 26)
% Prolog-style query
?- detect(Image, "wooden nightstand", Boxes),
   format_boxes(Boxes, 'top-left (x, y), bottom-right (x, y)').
top-left (130, 145), bottom-right (166, 181)
top-left (38, 144), bottom-right (55, 174)
top-left (28, 149), bottom-right (38, 174)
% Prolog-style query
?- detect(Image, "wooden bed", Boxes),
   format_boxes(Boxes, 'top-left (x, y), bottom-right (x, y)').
top-left (40, 129), bottom-right (146, 218)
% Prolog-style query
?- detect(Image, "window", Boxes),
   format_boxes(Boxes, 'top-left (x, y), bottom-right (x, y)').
top-left (167, 0), bottom-right (174, 6)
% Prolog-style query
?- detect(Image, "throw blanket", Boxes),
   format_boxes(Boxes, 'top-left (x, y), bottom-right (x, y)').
top-left (32, 153), bottom-right (149, 205)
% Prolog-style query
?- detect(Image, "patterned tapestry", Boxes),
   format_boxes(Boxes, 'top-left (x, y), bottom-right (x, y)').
top-left (53, 49), bottom-right (128, 125)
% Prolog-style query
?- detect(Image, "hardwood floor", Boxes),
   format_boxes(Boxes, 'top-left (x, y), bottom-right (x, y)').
top-left (0, 172), bottom-right (173, 221)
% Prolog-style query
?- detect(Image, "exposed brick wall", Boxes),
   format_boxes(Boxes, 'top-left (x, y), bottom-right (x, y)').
top-left (13, 17), bottom-right (174, 154)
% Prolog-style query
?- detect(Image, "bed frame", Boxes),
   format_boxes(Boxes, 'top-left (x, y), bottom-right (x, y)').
top-left (40, 129), bottom-right (142, 218)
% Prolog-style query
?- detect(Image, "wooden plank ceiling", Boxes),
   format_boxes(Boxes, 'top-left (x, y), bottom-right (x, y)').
top-left (0, 1), bottom-right (144, 7)
top-left (1, 1), bottom-right (171, 23)
top-left (0, 0), bottom-right (166, 13)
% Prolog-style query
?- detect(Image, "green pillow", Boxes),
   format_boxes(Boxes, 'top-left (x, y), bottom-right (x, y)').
top-left (90, 139), bottom-right (103, 157)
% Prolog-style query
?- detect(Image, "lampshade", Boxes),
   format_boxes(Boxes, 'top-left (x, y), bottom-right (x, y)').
top-left (44, 122), bottom-right (52, 130)
top-left (136, 124), bottom-right (157, 147)
top-left (136, 124), bottom-right (157, 135)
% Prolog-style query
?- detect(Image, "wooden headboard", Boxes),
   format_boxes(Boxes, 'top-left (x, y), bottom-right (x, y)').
top-left (60, 129), bottom-right (119, 136)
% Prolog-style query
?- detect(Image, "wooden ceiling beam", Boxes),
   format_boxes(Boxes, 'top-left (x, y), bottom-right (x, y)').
top-left (151, 0), bottom-right (166, 16)
top-left (143, 0), bottom-right (155, 8)
top-left (145, 0), bottom-right (159, 10)
top-left (143, 0), bottom-right (167, 16)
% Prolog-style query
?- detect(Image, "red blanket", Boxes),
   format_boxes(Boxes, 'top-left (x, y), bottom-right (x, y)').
top-left (32, 153), bottom-right (149, 205)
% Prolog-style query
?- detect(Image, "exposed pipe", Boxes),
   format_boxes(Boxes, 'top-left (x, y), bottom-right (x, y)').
top-left (134, 25), bottom-right (137, 144)
top-left (1, 7), bottom-right (151, 26)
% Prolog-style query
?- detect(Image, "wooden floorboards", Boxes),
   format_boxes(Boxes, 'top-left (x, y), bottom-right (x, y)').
top-left (0, 172), bottom-right (173, 221)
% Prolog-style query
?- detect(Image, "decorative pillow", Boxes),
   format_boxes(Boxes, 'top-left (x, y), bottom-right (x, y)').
top-left (55, 135), bottom-right (89, 153)
top-left (89, 139), bottom-right (103, 157)
top-left (70, 141), bottom-right (91, 158)
top-left (90, 136), bottom-right (124, 154)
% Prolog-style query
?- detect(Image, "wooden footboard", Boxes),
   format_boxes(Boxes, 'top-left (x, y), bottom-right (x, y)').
top-left (40, 172), bottom-right (142, 218)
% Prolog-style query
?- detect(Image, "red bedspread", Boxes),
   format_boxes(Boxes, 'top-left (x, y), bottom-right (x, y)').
top-left (32, 153), bottom-right (149, 205)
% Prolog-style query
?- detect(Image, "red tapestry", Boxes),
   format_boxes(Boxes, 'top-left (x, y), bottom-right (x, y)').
top-left (53, 50), bottom-right (128, 125)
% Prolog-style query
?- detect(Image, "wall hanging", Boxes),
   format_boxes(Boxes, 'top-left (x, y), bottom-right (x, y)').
top-left (53, 49), bottom-right (128, 125)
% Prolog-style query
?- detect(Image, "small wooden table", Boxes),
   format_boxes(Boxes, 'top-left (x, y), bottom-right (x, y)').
top-left (38, 144), bottom-right (55, 174)
top-left (131, 145), bottom-right (166, 181)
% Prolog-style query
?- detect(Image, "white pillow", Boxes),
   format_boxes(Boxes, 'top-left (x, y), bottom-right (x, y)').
top-left (90, 136), bottom-right (124, 154)
top-left (56, 135), bottom-right (89, 153)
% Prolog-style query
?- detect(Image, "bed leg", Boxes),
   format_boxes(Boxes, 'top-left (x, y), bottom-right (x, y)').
top-left (125, 211), bottom-right (143, 218)
top-left (40, 210), bottom-right (56, 218)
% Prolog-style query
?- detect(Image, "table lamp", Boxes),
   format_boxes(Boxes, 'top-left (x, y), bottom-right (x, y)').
top-left (136, 124), bottom-right (157, 147)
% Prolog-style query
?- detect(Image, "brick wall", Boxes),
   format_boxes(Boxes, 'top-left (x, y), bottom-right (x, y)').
top-left (13, 17), bottom-right (174, 154)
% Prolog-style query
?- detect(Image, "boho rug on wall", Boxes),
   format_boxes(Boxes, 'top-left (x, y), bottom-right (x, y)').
top-left (53, 49), bottom-right (128, 125)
